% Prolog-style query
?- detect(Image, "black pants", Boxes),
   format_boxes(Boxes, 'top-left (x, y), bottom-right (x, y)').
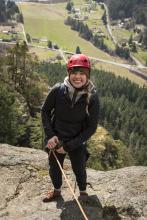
top-left (48, 146), bottom-right (88, 191)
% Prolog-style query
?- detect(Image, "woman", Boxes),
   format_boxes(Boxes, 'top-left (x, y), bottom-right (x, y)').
top-left (41, 54), bottom-right (99, 202)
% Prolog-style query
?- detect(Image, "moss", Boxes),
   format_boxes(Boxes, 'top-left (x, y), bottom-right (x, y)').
top-left (37, 169), bottom-right (48, 177)
top-left (87, 126), bottom-right (134, 171)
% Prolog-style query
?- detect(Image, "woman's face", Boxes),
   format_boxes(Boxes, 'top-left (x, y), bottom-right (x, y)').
top-left (68, 67), bottom-right (89, 88)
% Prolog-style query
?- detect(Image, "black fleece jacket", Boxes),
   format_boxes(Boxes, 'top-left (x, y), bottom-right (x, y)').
top-left (41, 83), bottom-right (99, 152)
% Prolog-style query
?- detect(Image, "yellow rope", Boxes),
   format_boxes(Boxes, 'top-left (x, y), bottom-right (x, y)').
top-left (50, 150), bottom-right (89, 220)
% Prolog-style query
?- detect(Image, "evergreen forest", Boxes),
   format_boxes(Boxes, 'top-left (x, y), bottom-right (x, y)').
top-left (0, 0), bottom-right (23, 23)
top-left (104, 0), bottom-right (147, 26)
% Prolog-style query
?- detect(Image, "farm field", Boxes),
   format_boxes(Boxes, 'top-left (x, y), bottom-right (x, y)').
top-left (94, 62), bottom-right (146, 87)
top-left (0, 23), bottom-right (24, 42)
top-left (17, 2), bottom-right (146, 86)
top-left (112, 26), bottom-right (133, 43)
top-left (29, 47), bottom-right (59, 61)
top-left (18, 2), bottom-right (123, 62)
top-left (132, 49), bottom-right (147, 66)
top-left (0, 33), bottom-right (11, 40)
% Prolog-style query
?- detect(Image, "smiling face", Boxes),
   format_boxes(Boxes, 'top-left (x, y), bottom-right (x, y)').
top-left (68, 67), bottom-right (89, 88)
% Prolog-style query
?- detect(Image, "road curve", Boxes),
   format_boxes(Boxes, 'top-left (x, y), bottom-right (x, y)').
top-left (102, 2), bottom-right (145, 69)
top-left (0, 41), bottom-right (146, 81)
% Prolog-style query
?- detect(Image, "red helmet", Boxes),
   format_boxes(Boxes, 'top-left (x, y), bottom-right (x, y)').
top-left (67, 54), bottom-right (91, 70)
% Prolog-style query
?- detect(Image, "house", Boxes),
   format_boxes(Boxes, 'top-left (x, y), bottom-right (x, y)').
top-left (2, 30), bottom-right (9, 34)
top-left (32, 37), bottom-right (40, 43)
top-left (118, 23), bottom-right (124, 28)
top-left (132, 40), bottom-right (142, 46)
top-left (71, 7), bottom-right (80, 14)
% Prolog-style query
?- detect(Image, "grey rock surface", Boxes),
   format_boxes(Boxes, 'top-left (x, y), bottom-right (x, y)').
top-left (0, 144), bottom-right (147, 220)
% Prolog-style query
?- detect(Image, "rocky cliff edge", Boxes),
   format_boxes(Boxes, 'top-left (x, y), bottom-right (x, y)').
top-left (0, 144), bottom-right (147, 220)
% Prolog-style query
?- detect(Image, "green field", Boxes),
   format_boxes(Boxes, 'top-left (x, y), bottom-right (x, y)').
top-left (18, 2), bottom-right (119, 61)
top-left (133, 49), bottom-right (147, 65)
top-left (112, 26), bottom-right (133, 43)
top-left (0, 31), bottom-right (24, 42)
top-left (73, 0), bottom-right (86, 7)
top-left (18, 2), bottom-right (146, 86)
top-left (94, 62), bottom-right (146, 87)
top-left (29, 47), bottom-right (59, 60)
top-left (0, 33), bottom-right (12, 40)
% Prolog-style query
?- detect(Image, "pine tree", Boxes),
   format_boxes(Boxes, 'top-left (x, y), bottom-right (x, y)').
top-left (75, 46), bottom-right (81, 54)
top-left (128, 34), bottom-right (133, 45)
top-left (66, 1), bottom-right (74, 12)
top-left (143, 28), bottom-right (147, 48)
top-left (0, 0), bottom-right (6, 22)
top-left (131, 42), bottom-right (137, 52)
top-left (0, 82), bottom-right (25, 144)
top-left (48, 40), bottom-right (52, 49)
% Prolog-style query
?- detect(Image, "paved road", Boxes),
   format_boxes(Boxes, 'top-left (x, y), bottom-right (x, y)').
top-left (102, 3), bottom-right (118, 46)
top-left (102, 2), bottom-right (145, 69)
top-left (20, 43), bottom-right (147, 81)
top-left (89, 55), bottom-right (147, 80)
top-left (59, 49), bottom-right (67, 63)
top-left (0, 41), bottom-right (146, 81)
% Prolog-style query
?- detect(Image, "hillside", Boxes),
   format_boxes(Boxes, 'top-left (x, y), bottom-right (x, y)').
top-left (106, 0), bottom-right (147, 25)
top-left (0, 144), bottom-right (147, 220)
top-left (0, 0), bottom-right (147, 84)
top-left (16, 1), bottom-right (147, 85)
top-left (17, 1), bottom-right (116, 60)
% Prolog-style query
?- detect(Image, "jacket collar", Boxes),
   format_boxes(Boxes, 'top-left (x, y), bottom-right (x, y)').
top-left (63, 77), bottom-right (96, 102)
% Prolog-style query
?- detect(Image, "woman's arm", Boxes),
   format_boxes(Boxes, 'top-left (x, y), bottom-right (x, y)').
top-left (41, 84), bottom-right (60, 140)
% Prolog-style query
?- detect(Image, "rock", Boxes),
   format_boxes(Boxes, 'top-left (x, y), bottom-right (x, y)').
top-left (0, 144), bottom-right (147, 220)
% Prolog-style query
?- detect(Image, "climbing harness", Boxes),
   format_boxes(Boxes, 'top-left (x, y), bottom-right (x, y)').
top-left (48, 149), bottom-right (89, 220)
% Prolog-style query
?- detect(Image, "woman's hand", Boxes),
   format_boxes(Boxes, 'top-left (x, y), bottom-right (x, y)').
top-left (47, 136), bottom-right (59, 149)
top-left (56, 147), bottom-right (66, 154)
